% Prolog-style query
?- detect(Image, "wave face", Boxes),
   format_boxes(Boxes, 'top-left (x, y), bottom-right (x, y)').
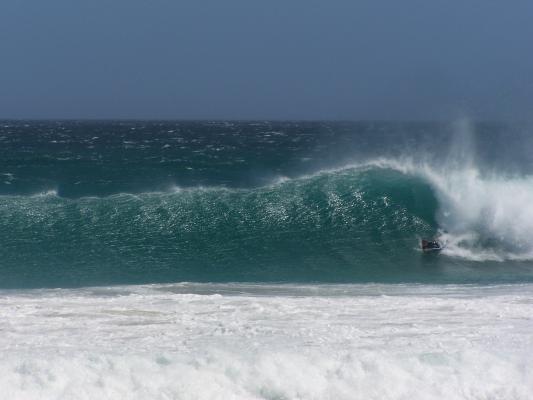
top-left (1, 120), bottom-right (533, 288)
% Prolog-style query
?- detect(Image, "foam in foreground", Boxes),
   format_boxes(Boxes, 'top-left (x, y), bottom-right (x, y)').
top-left (1, 283), bottom-right (532, 399)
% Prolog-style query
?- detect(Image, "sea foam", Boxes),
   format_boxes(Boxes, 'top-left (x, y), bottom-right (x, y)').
top-left (1, 283), bottom-right (532, 399)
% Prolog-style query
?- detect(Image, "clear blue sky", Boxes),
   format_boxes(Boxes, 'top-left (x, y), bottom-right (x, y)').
top-left (1, 0), bottom-right (532, 120)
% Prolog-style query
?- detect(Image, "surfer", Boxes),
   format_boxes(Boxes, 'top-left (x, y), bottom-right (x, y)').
top-left (421, 239), bottom-right (442, 252)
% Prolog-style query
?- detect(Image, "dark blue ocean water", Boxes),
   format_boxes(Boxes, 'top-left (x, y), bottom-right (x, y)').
top-left (1, 120), bottom-right (533, 288)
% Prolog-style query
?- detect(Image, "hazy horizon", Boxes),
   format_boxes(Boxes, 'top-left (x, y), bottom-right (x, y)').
top-left (2, 0), bottom-right (533, 121)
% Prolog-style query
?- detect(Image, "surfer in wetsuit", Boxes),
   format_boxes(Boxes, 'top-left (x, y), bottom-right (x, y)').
top-left (421, 239), bottom-right (441, 251)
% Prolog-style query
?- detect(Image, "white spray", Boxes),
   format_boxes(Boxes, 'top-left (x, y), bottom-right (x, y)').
top-left (365, 118), bottom-right (533, 261)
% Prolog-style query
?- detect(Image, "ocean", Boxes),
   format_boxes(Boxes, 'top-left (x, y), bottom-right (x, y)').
top-left (1, 120), bottom-right (532, 399)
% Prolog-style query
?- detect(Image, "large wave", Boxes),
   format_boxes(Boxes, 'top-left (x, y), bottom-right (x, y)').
top-left (0, 166), bottom-right (438, 287)
top-left (2, 120), bottom-right (533, 287)
top-left (1, 160), bottom-right (533, 287)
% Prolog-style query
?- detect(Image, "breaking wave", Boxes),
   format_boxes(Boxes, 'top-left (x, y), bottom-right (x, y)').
top-left (1, 157), bottom-right (533, 288)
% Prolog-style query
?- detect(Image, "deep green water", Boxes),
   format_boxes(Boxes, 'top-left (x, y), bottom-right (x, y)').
top-left (1, 120), bottom-right (533, 288)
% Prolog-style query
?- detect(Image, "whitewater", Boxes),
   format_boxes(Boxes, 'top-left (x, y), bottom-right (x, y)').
top-left (1, 120), bottom-right (533, 399)
top-left (2, 283), bottom-right (532, 399)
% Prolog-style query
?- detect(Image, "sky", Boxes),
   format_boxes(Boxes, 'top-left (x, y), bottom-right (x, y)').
top-left (1, 0), bottom-right (533, 120)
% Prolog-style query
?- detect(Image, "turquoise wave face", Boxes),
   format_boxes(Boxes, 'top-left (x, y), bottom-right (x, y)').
top-left (1, 166), bottom-right (533, 288)
top-left (2, 120), bottom-right (533, 288)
